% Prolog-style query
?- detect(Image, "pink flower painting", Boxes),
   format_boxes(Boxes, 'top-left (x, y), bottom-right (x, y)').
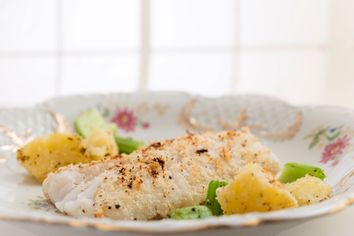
top-left (306, 126), bottom-right (352, 167)
top-left (111, 107), bottom-right (151, 132)
top-left (142, 122), bottom-right (150, 129)
top-left (320, 136), bottom-right (350, 166)
top-left (111, 108), bottom-right (137, 132)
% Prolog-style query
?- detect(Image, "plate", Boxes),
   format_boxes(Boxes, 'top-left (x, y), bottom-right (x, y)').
top-left (0, 91), bottom-right (353, 236)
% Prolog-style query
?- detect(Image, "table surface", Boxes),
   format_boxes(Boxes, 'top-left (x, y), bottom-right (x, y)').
top-left (0, 207), bottom-right (353, 236)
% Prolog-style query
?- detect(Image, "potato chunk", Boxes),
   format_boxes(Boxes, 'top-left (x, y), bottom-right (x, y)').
top-left (217, 164), bottom-right (298, 214)
top-left (82, 128), bottom-right (118, 159)
top-left (17, 133), bottom-right (92, 182)
top-left (285, 175), bottom-right (331, 206)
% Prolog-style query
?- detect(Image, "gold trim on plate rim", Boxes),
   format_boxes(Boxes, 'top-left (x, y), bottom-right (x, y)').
top-left (179, 98), bottom-right (303, 141)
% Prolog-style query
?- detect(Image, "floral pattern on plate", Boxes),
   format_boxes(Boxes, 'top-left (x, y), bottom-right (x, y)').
top-left (305, 126), bottom-right (353, 167)
top-left (96, 103), bottom-right (150, 132)
top-left (111, 108), bottom-right (150, 132)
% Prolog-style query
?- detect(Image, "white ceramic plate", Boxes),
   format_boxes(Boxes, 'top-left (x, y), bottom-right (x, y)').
top-left (0, 92), bottom-right (353, 236)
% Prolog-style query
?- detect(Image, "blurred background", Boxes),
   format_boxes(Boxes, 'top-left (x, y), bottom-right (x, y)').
top-left (0, 0), bottom-right (353, 107)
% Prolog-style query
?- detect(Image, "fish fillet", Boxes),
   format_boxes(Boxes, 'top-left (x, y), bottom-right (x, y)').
top-left (43, 128), bottom-right (280, 220)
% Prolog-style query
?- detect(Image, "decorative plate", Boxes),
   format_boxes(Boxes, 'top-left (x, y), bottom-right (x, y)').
top-left (0, 92), bottom-right (353, 236)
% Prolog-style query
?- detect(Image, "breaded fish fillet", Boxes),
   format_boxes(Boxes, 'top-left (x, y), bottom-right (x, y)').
top-left (43, 128), bottom-right (280, 220)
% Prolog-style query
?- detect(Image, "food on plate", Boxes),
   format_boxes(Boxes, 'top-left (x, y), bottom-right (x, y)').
top-left (82, 128), bottom-right (118, 158)
top-left (17, 133), bottom-right (93, 182)
top-left (114, 136), bottom-right (144, 154)
top-left (216, 164), bottom-right (298, 215)
top-left (170, 206), bottom-right (213, 220)
top-left (205, 180), bottom-right (227, 216)
top-left (74, 109), bottom-right (118, 138)
top-left (285, 175), bottom-right (331, 206)
top-left (16, 106), bottom-right (331, 220)
top-left (74, 109), bottom-right (144, 154)
top-left (16, 108), bottom-right (144, 183)
top-left (278, 162), bottom-right (326, 183)
top-left (43, 128), bottom-right (281, 220)
top-left (16, 132), bottom-right (117, 183)
top-left (171, 180), bottom-right (227, 219)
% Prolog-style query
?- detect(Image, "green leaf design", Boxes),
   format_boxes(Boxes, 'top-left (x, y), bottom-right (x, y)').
top-left (309, 135), bottom-right (320, 149)
top-left (308, 129), bottom-right (326, 149)
top-left (327, 131), bottom-right (341, 141)
top-left (102, 107), bottom-right (110, 117)
top-left (96, 103), bottom-right (110, 118)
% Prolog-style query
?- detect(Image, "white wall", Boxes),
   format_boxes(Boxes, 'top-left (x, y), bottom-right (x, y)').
top-left (325, 0), bottom-right (354, 108)
top-left (0, 0), bottom-right (351, 107)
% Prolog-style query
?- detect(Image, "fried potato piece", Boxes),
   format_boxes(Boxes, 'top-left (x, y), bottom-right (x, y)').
top-left (285, 175), bottom-right (331, 206)
top-left (82, 128), bottom-right (118, 159)
top-left (17, 133), bottom-right (92, 182)
top-left (217, 164), bottom-right (298, 214)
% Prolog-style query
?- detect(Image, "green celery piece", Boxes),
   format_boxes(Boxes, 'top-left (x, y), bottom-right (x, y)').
top-left (74, 109), bottom-right (144, 154)
top-left (205, 180), bottom-right (227, 216)
top-left (74, 109), bottom-right (117, 137)
top-left (170, 206), bottom-right (213, 220)
top-left (278, 162), bottom-right (326, 183)
top-left (114, 136), bottom-right (144, 154)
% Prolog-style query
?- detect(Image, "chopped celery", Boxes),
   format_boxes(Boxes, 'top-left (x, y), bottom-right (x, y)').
top-left (114, 136), bottom-right (144, 154)
top-left (205, 180), bottom-right (227, 216)
top-left (278, 162), bottom-right (326, 184)
top-left (74, 109), bottom-right (117, 137)
top-left (170, 206), bottom-right (213, 220)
